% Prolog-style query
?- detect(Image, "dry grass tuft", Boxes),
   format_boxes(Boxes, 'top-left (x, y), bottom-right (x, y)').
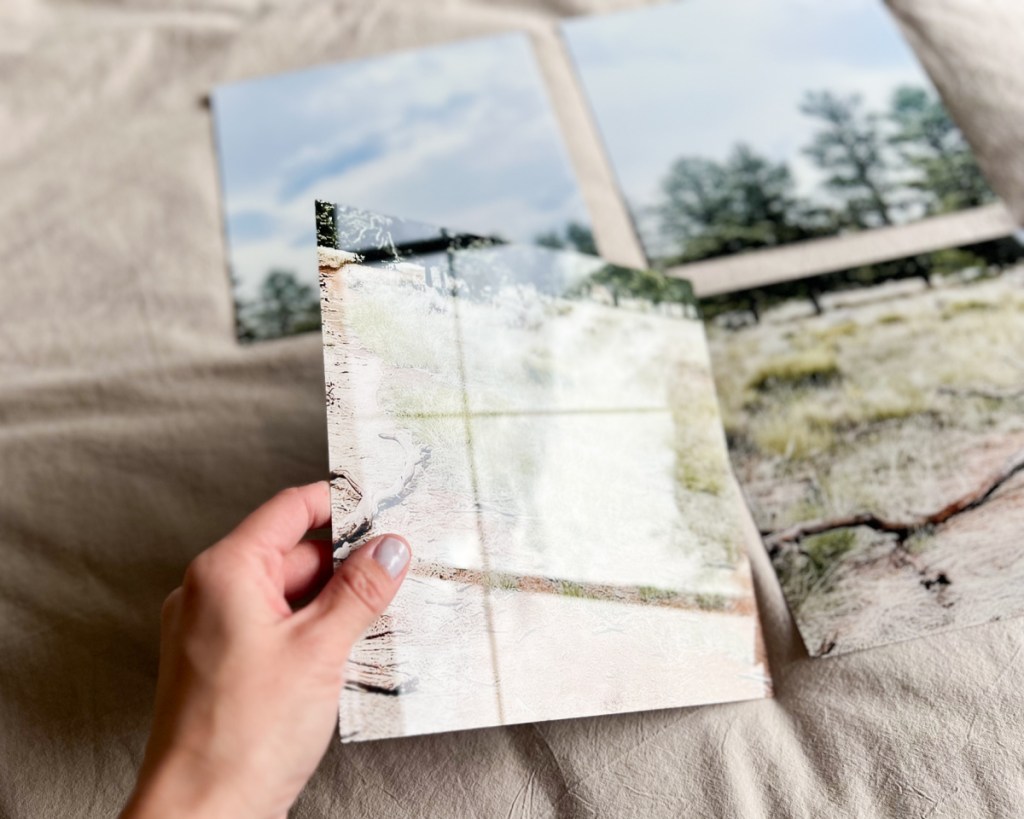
top-left (752, 405), bottom-right (836, 459)
top-left (776, 529), bottom-right (858, 613)
top-left (748, 347), bottom-right (840, 392)
top-left (811, 320), bottom-right (859, 344)
top-left (940, 299), bottom-right (994, 321)
top-left (876, 313), bottom-right (905, 325)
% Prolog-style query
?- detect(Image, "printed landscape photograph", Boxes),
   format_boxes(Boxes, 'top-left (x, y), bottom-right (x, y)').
top-left (212, 33), bottom-right (589, 341)
top-left (564, 0), bottom-right (996, 265)
top-left (316, 203), bottom-right (770, 741)
top-left (706, 236), bottom-right (1024, 656)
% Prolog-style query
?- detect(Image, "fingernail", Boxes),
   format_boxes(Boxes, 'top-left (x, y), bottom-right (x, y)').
top-left (372, 536), bottom-right (410, 579)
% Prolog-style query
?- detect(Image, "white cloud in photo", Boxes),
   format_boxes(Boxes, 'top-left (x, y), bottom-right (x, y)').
top-left (213, 33), bottom-right (588, 300)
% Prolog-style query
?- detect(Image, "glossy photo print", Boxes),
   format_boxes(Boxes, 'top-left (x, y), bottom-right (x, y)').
top-left (564, 0), bottom-right (996, 265)
top-left (706, 235), bottom-right (1024, 656)
top-left (212, 33), bottom-right (589, 341)
top-left (316, 203), bottom-right (770, 741)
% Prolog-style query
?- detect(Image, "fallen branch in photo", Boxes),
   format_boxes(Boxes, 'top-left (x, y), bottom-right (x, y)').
top-left (332, 430), bottom-right (428, 558)
top-left (762, 447), bottom-right (1024, 552)
top-left (407, 561), bottom-right (754, 615)
top-left (937, 357), bottom-right (1024, 401)
top-left (937, 384), bottom-right (1024, 401)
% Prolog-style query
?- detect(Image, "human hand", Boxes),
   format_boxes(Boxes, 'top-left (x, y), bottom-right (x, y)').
top-left (121, 482), bottom-right (411, 819)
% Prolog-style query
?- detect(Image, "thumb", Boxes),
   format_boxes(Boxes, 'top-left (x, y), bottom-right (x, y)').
top-left (302, 534), bottom-right (411, 651)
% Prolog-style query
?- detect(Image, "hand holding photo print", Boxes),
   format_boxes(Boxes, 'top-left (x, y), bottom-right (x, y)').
top-left (316, 203), bottom-right (770, 741)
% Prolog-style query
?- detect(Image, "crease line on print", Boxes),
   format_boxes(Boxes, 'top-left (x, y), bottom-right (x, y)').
top-left (393, 406), bottom-right (669, 419)
top-left (451, 283), bottom-right (506, 726)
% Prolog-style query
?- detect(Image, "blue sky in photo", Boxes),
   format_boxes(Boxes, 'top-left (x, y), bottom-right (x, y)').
top-left (563, 0), bottom-right (935, 256)
top-left (213, 33), bottom-right (589, 300)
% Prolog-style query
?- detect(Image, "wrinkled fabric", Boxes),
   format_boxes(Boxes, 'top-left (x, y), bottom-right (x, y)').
top-left (1, 1), bottom-right (1022, 816)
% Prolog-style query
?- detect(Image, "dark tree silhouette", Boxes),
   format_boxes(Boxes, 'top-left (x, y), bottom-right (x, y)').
top-left (658, 145), bottom-right (820, 264)
top-left (315, 200), bottom-right (338, 248)
top-left (800, 91), bottom-right (897, 228)
top-left (888, 86), bottom-right (993, 213)
top-left (251, 270), bottom-right (321, 339)
top-left (565, 222), bottom-right (598, 256)
top-left (570, 262), bottom-right (696, 312)
top-left (229, 266), bottom-right (258, 342)
top-left (644, 83), bottom-right (1021, 324)
top-left (658, 156), bottom-right (731, 245)
top-left (535, 221), bottom-right (598, 256)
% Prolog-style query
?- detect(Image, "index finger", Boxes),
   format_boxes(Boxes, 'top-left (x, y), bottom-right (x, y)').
top-left (219, 481), bottom-right (332, 556)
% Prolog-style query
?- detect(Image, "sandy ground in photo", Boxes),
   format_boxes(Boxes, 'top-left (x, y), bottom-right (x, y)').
top-left (709, 265), bottom-right (1024, 655)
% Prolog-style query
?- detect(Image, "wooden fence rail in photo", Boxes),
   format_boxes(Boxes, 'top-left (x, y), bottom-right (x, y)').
top-left (668, 203), bottom-right (1020, 297)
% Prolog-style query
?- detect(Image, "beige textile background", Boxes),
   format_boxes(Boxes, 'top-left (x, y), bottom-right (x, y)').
top-left (1, 1), bottom-right (1023, 816)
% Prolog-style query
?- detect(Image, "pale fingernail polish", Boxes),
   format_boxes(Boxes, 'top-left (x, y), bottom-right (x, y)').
top-left (373, 536), bottom-right (410, 579)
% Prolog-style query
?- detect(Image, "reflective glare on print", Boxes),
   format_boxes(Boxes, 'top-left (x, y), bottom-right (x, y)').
top-left (317, 204), bottom-right (770, 741)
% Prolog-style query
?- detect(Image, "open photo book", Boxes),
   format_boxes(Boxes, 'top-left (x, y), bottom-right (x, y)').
top-left (316, 201), bottom-right (1024, 742)
top-left (206, 0), bottom-right (1024, 743)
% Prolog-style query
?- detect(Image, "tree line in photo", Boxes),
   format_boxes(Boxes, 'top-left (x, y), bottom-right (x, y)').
top-left (237, 208), bottom-right (698, 341)
top-left (235, 269), bottom-right (321, 342)
top-left (235, 84), bottom-right (1021, 340)
top-left (651, 85), bottom-right (1022, 320)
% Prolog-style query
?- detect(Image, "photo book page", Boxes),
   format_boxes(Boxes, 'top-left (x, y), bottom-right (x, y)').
top-left (315, 202), bottom-right (771, 742)
top-left (211, 32), bottom-right (589, 342)
top-left (562, 0), bottom-right (998, 265)
top-left (566, 0), bottom-right (1024, 657)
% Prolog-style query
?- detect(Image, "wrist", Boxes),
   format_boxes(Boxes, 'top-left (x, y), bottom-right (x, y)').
top-left (122, 748), bottom-right (254, 819)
